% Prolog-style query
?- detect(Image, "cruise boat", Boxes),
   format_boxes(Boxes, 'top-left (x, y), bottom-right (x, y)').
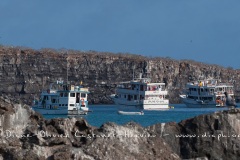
top-left (110, 74), bottom-right (169, 110)
top-left (179, 79), bottom-right (235, 108)
top-left (32, 80), bottom-right (90, 115)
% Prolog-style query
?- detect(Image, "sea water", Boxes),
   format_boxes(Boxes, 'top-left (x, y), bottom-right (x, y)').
top-left (43, 104), bottom-right (238, 127)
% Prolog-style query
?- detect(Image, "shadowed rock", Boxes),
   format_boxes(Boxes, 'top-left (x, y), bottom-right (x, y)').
top-left (1, 96), bottom-right (240, 159)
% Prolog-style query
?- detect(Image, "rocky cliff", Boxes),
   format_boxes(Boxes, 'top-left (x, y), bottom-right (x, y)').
top-left (1, 96), bottom-right (240, 159)
top-left (0, 46), bottom-right (240, 104)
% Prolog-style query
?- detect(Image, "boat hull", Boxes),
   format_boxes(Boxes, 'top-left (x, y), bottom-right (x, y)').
top-left (143, 99), bottom-right (169, 110)
top-left (113, 98), bottom-right (169, 110)
top-left (68, 110), bottom-right (87, 115)
top-left (181, 98), bottom-right (217, 108)
top-left (32, 107), bottom-right (68, 115)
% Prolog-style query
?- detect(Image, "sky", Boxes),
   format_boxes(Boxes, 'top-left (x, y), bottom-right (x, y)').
top-left (0, 0), bottom-right (240, 69)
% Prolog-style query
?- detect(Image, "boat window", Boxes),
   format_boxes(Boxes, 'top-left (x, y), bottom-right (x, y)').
top-left (193, 88), bottom-right (196, 91)
top-left (143, 85), bottom-right (147, 91)
top-left (131, 84), bottom-right (135, 90)
top-left (201, 88), bottom-right (204, 92)
top-left (127, 95), bottom-right (131, 101)
top-left (52, 99), bottom-right (56, 103)
top-left (70, 93), bottom-right (75, 97)
top-left (70, 104), bottom-right (74, 106)
top-left (205, 89), bottom-right (208, 92)
top-left (203, 97), bottom-right (212, 101)
top-left (81, 93), bottom-right (86, 98)
top-left (60, 93), bottom-right (63, 97)
top-left (65, 104), bottom-right (68, 106)
top-left (76, 93), bottom-right (80, 103)
top-left (134, 95), bottom-right (137, 100)
top-left (124, 95), bottom-right (126, 98)
top-left (64, 93), bottom-right (68, 97)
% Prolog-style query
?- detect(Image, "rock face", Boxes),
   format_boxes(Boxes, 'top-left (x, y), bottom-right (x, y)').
top-left (0, 96), bottom-right (179, 160)
top-left (1, 96), bottom-right (240, 159)
top-left (150, 109), bottom-right (240, 160)
top-left (0, 46), bottom-right (240, 104)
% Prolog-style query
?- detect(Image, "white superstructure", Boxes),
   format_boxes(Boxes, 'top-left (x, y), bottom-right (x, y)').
top-left (111, 75), bottom-right (169, 110)
top-left (32, 81), bottom-right (89, 115)
top-left (180, 79), bottom-right (235, 108)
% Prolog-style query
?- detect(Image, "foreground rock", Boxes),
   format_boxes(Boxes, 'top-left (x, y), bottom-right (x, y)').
top-left (150, 109), bottom-right (240, 160)
top-left (0, 96), bottom-right (179, 160)
top-left (1, 96), bottom-right (240, 159)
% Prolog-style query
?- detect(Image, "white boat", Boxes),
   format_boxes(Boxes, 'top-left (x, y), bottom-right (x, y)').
top-left (110, 73), bottom-right (169, 110)
top-left (32, 80), bottom-right (90, 115)
top-left (118, 110), bottom-right (144, 115)
top-left (180, 79), bottom-right (235, 108)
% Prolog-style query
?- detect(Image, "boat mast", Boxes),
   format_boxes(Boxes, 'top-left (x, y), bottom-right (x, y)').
top-left (66, 51), bottom-right (69, 85)
top-left (132, 65), bottom-right (135, 80)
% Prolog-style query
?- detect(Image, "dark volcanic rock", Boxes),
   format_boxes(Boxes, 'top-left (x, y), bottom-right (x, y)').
top-left (0, 46), bottom-right (240, 104)
top-left (149, 109), bottom-right (240, 160)
top-left (81, 122), bottom-right (179, 160)
top-left (0, 96), bottom-right (180, 159)
top-left (1, 96), bottom-right (240, 159)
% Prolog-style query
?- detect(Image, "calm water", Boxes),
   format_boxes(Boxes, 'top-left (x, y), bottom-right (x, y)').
top-left (43, 104), bottom-right (238, 127)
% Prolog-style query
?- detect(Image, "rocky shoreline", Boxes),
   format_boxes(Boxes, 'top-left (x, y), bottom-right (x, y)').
top-left (1, 96), bottom-right (240, 159)
top-left (0, 46), bottom-right (240, 105)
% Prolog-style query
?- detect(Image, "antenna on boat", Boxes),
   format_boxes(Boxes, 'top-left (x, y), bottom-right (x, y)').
top-left (132, 65), bottom-right (135, 80)
top-left (145, 60), bottom-right (151, 79)
top-left (66, 51), bottom-right (69, 85)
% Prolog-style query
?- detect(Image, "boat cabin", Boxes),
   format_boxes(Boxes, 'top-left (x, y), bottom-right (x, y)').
top-left (116, 78), bottom-right (167, 101)
top-left (35, 83), bottom-right (89, 111)
top-left (58, 85), bottom-right (89, 111)
top-left (185, 79), bottom-right (234, 106)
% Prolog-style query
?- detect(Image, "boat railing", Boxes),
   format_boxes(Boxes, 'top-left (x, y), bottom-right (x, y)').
top-left (42, 90), bottom-right (57, 94)
top-left (145, 90), bottom-right (168, 95)
top-left (187, 92), bottom-right (215, 96)
top-left (217, 82), bottom-right (233, 85)
top-left (215, 90), bottom-right (234, 95)
top-left (187, 81), bottom-right (233, 87)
